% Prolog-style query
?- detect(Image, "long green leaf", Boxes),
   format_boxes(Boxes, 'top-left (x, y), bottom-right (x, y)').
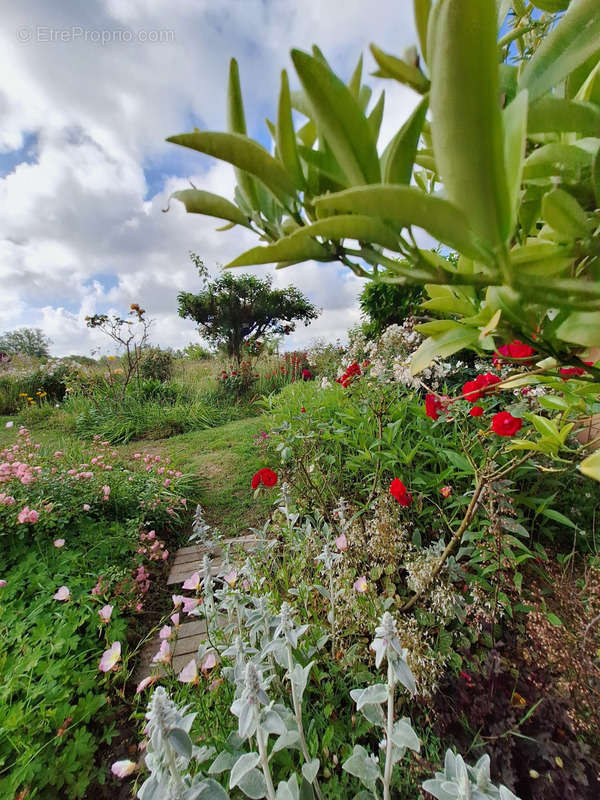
top-left (166, 132), bottom-right (296, 204)
top-left (528, 96), bottom-right (600, 135)
top-left (504, 90), bottom-right (529, 232)
top-left (522, 142), bottom-right (593, 182)
top-left (542, 188), bottom-right (590, 238)
top-left (277, 70), bottom-right (305, 189)
top-left (428, 0), bottom-right (512, 248)
top-left (370, 45), bottom-right (430, 93)
top-left (368, 91), bottom-right (386, 142)
top-left (227, 58), bottom-right (259, 210)
top-left (169, 189), bottom-right (252, 228)
top-left (413, 0), bottom-right (431, 63)
top-left (291, 49), bottom-right (381, 185)
top-left (556, 311), bottom-right (600, 346)
top-left (314, 185), bottom-right (492, 262)
top-left (225, 228), bottom-right (331, 269)
top-left (349, 54), bottom-right (363, 98)
top-left (519, 0), bottom-right (600, 102)
top-left (382, 95), bottom-right (429, 184)
top-left (410, 325), bottom-right (479, 374)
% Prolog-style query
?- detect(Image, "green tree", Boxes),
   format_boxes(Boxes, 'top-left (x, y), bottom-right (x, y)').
top-left (177, 255), bottom-right (319, 363)
top-left (359, 282), bottom-right (424, 337)
top-left (0, 327), bottom-right (51, 359)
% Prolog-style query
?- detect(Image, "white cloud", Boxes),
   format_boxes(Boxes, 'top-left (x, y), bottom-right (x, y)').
top-left (0, 0), bottom-right (419, 357)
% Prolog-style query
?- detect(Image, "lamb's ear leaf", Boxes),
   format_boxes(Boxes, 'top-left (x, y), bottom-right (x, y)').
top-left (169, 189), bottom-right (252, 228)
top-left (519, 0), bottom-right (600, 103)
top-left (227, 58), bottom-right (260, 210)
top-left (167, 132), bottom-right (297, 205)
top-left (291, 49), bottom-right (381, 185)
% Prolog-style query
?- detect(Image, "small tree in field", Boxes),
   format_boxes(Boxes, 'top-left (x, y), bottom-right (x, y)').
top-left (177, 254), bottom-right (319, 363)
top-left (0, 328), bottom-right (51, 359)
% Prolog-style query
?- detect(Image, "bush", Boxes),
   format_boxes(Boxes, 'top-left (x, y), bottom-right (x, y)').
top-left (139, 348), bottom-right (174, 382)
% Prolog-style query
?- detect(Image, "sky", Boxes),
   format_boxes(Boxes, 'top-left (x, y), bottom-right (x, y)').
top-left (1, 0), bottom-right (421, 357)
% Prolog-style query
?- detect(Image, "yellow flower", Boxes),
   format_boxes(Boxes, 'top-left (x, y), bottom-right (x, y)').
top-left (108, 356), bottom-right (116, 361)
top-left (19, 392), bottom-right (28, 397)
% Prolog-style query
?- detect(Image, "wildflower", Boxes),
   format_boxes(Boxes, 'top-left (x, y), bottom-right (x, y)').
top-left (152, 640), bottom-right (171, 664)
top-left (491, 411), bottom-right (523, 437)
top-left (17, 506), bottom-right (39, 524)
top-left (0, 579), bottom-right (7, 588)
top-left (99, 641), bottom-right (121, 672)
top-left (111, 759), bottom-right (137, 778)
top-left (102, 485), bottom-right (110, 501)
top-left (462, 372), bottom-right (501, 403)
top-left (469, 406), bottom-right (484, 417)
top-left (201, 651), bottom-right (217, 673)
top-left (389, 478), bottom-right (412, 506)
top-left (182, 572), bottom-right (200, 591)
top-left (53, 585), bottom-right (70, 601)
top-left (53, 538), bottom-right (65, 548)
top-left (178, 659), bottom-right (198, 684)
top-left (354, 576), bottom-right (368, 593)
top-left (172, 594), bottom-right (185, 608)
top-left (182, 597), bottom-right (200, 614)
top-left (5, 421), bottom-right (13, 429)
top-left (98, 604), bottom-right (113, 623)
top-left (223, 570), bottom-right (238, 587)
top-left (251, 467), bottom-right (278, 489)
top-left (170, 612), bottom-right (180, 627)
top-left (335, 533), bottom-right (348, 551)
top-left (159, 625), bottom-right (172, 639)
top-left (136, 675), bottom-right (157, 694)
top-left (440, 486), bottom-right (452, 498)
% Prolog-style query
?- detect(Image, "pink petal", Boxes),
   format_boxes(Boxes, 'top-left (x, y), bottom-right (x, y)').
top-left (353, 576), bottom-right (368, 593)
top-left (182, 572), bottom-right (200, 591)
top-left (335, 533), bottom-right (348, 552)
top-left (151, 640), bottom-right (171, 664)
top-left (170, 613), bottom-right (180, 627)
top-left (178, 658), bottom-right (198, 684)
top-left (201, 651), bottom-right (217, 673)
top-left (182, 597), bottom-right (200, 614)
top-left (136, 675), bottom-right (157, 694)
top-left (223, 570), bottom-right (238, 587)
top-left (111, 759), bottom-right (137, 778)
top-left (98, 604), bottom-right (114, 623)
top-left (53, 539), bottom-right (65, 548)
top-left (159, 625), bottom-right (172, 640)
top-left (53, 585), bottom-right (70, 601)
top-left (99, 641), bottom-right (121, 672)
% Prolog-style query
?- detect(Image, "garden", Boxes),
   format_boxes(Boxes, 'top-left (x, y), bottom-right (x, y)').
top-left (2, 1), bottom-right (600, 799)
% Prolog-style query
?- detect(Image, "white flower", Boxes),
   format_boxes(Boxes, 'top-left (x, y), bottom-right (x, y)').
top-left (111, 759), bottom-right (137, 778)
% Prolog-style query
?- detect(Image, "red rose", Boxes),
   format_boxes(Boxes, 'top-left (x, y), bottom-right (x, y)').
top-left (493, 339), bottom-right (536, 367)
top-left (559, 366), bottom-right (586, 380)
top-left (425, 393), bottom-right (444, 420)
top-left (491, 411), bottom-right (523, 437)
top-left (251, 468), bottom-right (278, 489)
top-left (390, 478), bottom-right (412, 506)
top-left (462, 373), bottom-right (501, 403)
top-left (301, 368), bottom-right (312, 381)
top-left (469, 406), bottom-right (484, 417)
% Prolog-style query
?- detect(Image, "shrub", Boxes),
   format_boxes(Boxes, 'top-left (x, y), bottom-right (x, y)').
top-left (139, 348), bottom-right (174, 382)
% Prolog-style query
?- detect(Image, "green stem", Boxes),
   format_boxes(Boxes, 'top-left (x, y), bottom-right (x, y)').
top-left (383, 662), bottom-right (394, 800)
top-left (256, 724), bottom-right (276, 800)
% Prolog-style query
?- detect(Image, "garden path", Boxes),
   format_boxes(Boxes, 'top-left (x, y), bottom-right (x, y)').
top-left (135, 534), bottom-right (259, 679)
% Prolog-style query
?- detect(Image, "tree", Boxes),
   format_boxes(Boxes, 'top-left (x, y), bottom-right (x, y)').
top-left (359, 282), bottom-right (424, 338)
top-left (177, 255), bottom-right (319, 363)
top-left (0, 327), bottom-right (51, 359)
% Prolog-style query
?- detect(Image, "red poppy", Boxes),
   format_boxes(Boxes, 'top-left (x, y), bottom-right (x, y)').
top-left (390, 478), bottom-right (412, 506)
top-left (462, 372), bottom-right (501, 403)
top-left (491, 411), bottom-right (523, 437)
top-left (469, 406), bottom-right (484, 417)
top-left (425, 393), bottom-right (447, 420)
top-left (251, 468), bottom-right (278, 489)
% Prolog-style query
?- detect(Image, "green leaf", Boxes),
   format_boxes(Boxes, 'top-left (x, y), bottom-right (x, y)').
top-left (291, 49), bottom-right (381, 185)
top-left (504, 90), bottom-right (529, 232)
top-left (314, 184), bottom-right (492, 262)
top-left (580, 449), bottom-right (600, 482)
top-left (370, 44), bottom-right (430, 93)
top-left (522, 142), bottom-right (593, 183)
top-left (225, 226), bottom-right (331, 268)
top-left (509, 241), bottom-right (574, 277)
top-left (542, 507), bottom-right (579, 529)
top-left (542, 189), bottom-right (590, 239)
top-left (428, 0), bottom-right (511, 247)
top-left (546, 612), bottom-right (563, 627)
top-left (368, 91), bottom-right (386, 142)
top-left (297, 146), bottom-right (347, 188)
top-left (167, 132), bottom-right (296, 205)
top-left (528, 96), bottom-right (600, 135)
top-left (556, 311), bottom-right (600, 346)
top-left (410, 325), bottom-right (479, 374)
top-left (169, 189), bottom-right (252, 228)
top-left (519, 0), bottom-right (600, 103)
top-left (349, 54), bottom-right (363, 98)
top-left (413, 0), bottom-right (431, 63)
top-left (382, 95), bottom-right (429, 184)
top-left (593, 146), bottom-right (600, 206)
top-left (277, 70), bottom-right (305, 189)
top-left (227, 58), bottom-right (260, 210)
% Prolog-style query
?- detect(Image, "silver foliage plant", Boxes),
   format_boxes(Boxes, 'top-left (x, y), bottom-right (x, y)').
top-left (136, 505), bottom-right (523, 800)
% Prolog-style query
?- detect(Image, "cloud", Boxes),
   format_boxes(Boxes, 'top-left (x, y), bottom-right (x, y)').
top-left (0, 0), bottom-right (419, 356)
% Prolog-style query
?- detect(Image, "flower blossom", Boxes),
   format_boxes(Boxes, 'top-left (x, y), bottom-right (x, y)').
top-left (354, 576), bottom-right (368, 593)
top-left (178, 659), bottom-right (199, 684)
top-left (462, 373), bottom-right (501, 403)
top-left (491, 411), bottom-right (523, 437)
top-left (251, 467), bottom-right (278, 489)
top-left (111, 760), bottom-right (137, 778)
top-left (335, 533), bottom-right (348, 552)
top-left (99, 641), bottom-right (121, 672)
top-left (53, 539), bottom-right (65, 548)
top-left (98, 604), bottom-right (113, 623)
top-left (53, 585), bottom-right (70, 601)
top-left (390, 478), bottom-right (412, 506)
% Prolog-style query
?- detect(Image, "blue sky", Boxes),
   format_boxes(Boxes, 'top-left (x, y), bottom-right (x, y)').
top-left (0, 0), bottom-right (420, 356)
